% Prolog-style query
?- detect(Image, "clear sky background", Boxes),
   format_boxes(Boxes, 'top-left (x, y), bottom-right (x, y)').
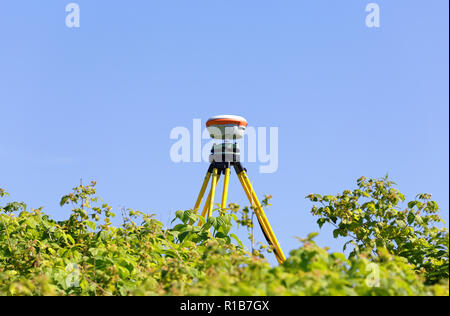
top-left (1, 1), bottom-right (448, 264)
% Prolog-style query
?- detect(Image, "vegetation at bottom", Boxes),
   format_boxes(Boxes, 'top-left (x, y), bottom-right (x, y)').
top-left (0, 176), bottom-right (448, 296)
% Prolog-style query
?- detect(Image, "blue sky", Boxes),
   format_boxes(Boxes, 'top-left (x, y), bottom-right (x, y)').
top-left (0, 1), bottom-right (448, 264)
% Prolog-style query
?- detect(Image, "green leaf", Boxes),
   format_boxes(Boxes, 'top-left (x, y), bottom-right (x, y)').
top-left (86, 221), bottom-right (96, 231)
top-left (317, 218), bottom-right (327, 228)
top-left (415, 215), bottom-right (424, 225)
top-left (60, 196), bottom-right (70, 207)
top-left (230, 233), bottom-right (244, 248)
top-left (307, 232), bottom-right (319, 240)
top-left (333, 229), bottom-right (340, 239)
top-left (66, 234), bottom-right (75, 245)
top-left (407, 212), bottom-right (415, 225)
top-left (80, 278), bottom-right (89, 291)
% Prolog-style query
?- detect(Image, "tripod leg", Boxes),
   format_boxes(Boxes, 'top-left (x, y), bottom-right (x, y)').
top-left (200, 190), bottom-right (212, 224)
top-left (236, 171), bottom-right (253, 204)
top-left (193, 171), bottom-right (212, 214)
top-left (208, 168), bottom-right (219, 218)
top-left (238, 171), bottom-right (286, 264)
top-left (236, 172), bottom-right (274, 244)
top-left (190, 171), bottom-right (212, 225)
top-left (236, 172), bottom-right (274, 252)
top-left (198, 173), bottom-right (221, 226)
top-left (198, 193), bottom-right (211, 226)
top-left (220, 167), bottom-right (231, 213)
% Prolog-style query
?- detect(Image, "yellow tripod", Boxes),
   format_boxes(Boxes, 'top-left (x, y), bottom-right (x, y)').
top-left (192, 161), bottom-right (286, 264)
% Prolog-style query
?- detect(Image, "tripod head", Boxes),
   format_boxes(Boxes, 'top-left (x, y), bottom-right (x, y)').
top-left (206, 115), bottom-right (247, 163)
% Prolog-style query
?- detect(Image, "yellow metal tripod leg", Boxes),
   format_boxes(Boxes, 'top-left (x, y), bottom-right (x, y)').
top-left (208, 168), bottom-right (219, 218)
top-left (220, 168), bottom-right (231, 213)
top-left (193, 172), bottom-right (212, 214)
top-left (237, 172), bottom-right (277, 261)
top-left (190, 172), bottom-right (212, 225)
top-left (236, 172), bottom-right (268, 234)
top-left (236, 172), bottom-right (253, 205)
top-left (198, 173), bottom-right (220, 226)
top-left (238, 171), bottom-right (286, 264)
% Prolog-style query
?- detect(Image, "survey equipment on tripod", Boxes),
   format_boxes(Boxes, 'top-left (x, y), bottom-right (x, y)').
top-left (206, 115), bottom-right (247, 140)
top-left (192, 115), bottom-right (286, 264)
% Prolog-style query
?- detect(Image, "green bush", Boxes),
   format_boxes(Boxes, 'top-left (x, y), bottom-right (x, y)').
top-left (0, 180), bottom-right (448, 296)
top-left (307, 176), bottom-right (449, 284)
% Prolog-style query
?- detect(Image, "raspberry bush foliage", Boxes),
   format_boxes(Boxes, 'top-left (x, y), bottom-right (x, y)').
top-left (307, 176), bottom-right (449, 284)
top-left (0, 179), bottom-right (448, 296)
